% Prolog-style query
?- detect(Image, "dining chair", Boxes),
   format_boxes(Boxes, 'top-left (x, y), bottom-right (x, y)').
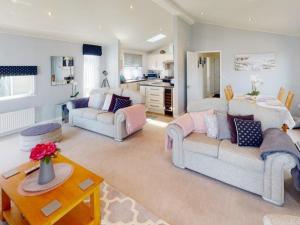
top-left (226, 85), bottom-right (234, 99)
top-left (285, 91), bottom-right (294, 111)
top-left (224, 88), bottom-right (232, 101)
top-left (277, 87), bottom-right (286, 103)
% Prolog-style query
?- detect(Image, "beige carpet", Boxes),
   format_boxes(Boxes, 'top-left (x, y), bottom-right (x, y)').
top-left (1, 118), bottom-right (300, 225)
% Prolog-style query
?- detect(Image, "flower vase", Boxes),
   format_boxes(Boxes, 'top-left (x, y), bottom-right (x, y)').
top-left (38, 158), bottom-right (55, 185)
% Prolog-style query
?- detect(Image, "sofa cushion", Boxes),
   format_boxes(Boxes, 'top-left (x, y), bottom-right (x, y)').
top-left (218, 140), bottom-right (264, 173)
top-left (183, 133), bottom-right (220, 158)
top-left (189, 109), bottom-right (214, 133)
top-left (88, 93), bottom-right (106, 109)
top-left (97, 112), bottom-right (115, 125)
top-left (235, 118), bottom-right (263, 147)
top-left (72, 108), bottom-right (104, 120)
top-left (108, 94), bottom-right (130, 112)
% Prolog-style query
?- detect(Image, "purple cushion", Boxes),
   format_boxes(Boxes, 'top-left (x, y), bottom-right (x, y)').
top-left (71, 98), bottom-right (89, 109)
top-left (113, 98), bottom-right (132, 113)
top-left (227, 113), bottom-right (254, 144)
top-left (21, 123), bottom-right (61, 136)
top-left (108, 94), bottom-right (129, 112)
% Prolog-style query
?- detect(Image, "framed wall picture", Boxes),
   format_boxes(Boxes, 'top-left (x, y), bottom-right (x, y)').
top-left (234, 53), bottom-right (276, 71)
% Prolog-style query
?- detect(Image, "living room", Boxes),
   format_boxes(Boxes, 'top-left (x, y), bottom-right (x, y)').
top-left (1, 1), bottom-right (300, 225)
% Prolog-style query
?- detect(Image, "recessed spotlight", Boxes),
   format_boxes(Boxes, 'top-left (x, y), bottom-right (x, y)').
top-left (248, 17), bottom-right (254, 22)
top-left (147, 33), bottom-right (166, 43)
top-left (130, 4), bottom-right (133, 9)
top-left (200, 11), bottom-right (205, 16)
top-left (48, 11), bottom-right (52, 16)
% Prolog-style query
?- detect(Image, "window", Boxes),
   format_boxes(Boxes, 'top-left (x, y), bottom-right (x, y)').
top-left (83, 55), bottom-right (101, 97)
top-left (122, 53), bottom-right (143, 80)
top-left (0, 76), bottom-right (35, 100)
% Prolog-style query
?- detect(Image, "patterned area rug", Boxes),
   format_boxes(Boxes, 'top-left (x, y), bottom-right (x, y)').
top-left (101, 182), bottom-right (170, 225)
top-left (0, 182), bottom-right (169, 225)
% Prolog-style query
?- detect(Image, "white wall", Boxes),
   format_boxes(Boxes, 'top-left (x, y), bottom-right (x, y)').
top-left (104, 39), bottom-right (121, 88)
top-left (0, 33), bottom-right (84, 122)
top-left (173, 16), bottom-right (191, 116)
top-left (190, 23), bottom-right (300, 114)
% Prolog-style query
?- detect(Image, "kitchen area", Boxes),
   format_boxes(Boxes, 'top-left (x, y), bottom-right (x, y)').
top-left (120, 44), bottom-right (174, 116)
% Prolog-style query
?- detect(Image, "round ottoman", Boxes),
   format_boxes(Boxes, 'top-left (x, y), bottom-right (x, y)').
top-left (20, 123), bottom-right (62, 152)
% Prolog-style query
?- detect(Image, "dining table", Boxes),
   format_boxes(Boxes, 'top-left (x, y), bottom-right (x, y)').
top-left (232, 95), bottom-right (295, 129)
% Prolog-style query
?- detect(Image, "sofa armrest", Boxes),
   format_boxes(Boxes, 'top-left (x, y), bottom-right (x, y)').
top-left (263, 153), bottom-right (297, 206)
top-left (114, 104), bottom-right (146, 141)
top-left (166, 123), bottom-right (186, 169)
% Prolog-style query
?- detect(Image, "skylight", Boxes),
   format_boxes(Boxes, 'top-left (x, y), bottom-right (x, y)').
top-left (147, 33), bottom-right (166, 43)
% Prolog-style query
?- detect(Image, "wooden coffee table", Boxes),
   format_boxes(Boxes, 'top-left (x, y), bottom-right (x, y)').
top-left (0, 154), bottom-right (103, 225)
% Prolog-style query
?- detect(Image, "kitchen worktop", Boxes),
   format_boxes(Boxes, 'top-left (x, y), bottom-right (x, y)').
top-left (139, 80), bottom-right (174, 88)
top-left (121, 78), bottom-right (147, 84)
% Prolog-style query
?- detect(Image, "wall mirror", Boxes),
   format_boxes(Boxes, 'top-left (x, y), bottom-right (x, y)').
top-left (51, 56), bottom-right (74, 85)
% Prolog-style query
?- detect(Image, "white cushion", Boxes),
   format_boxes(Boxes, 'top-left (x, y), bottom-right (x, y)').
top-left (102, 94), bottom-right (113, 111)
top-left (97, 112), bottom-right (114, 124)
top-left (183, 133), bottom-right (220, 158)
top-left (204, 114), bottom-right (218, 138)
top-left (88, 93), bottom-right (105, 109)
top-left (218, 140), bottom-right (264, 173)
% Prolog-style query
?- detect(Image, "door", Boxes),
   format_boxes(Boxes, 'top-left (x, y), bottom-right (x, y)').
top-left (187, 51), bottom-right (204, 104)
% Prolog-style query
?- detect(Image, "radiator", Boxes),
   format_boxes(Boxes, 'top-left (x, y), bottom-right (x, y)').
top-left (0, 108), bottom-right (35, 135)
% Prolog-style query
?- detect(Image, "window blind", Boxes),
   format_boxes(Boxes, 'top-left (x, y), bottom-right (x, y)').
top-left (124, 53), bottom-right (142, 67)
top-left (0, 66), bottom-right (38, 77)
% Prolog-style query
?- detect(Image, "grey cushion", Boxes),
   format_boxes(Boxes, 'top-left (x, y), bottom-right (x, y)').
top-left (216, 112), bottom-right (231, 140)
top-left (183, 133), bottom-right (220, 158)
top-left (97, 112), bottom-right (115, 124)
top-left (219, 140), bottom-right (264, 173)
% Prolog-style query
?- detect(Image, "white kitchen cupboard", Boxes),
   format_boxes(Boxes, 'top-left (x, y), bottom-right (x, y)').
top-left (146, 86), bottom-right (165, 114)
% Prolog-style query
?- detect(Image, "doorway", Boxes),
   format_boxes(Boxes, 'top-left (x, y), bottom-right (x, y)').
top-left (187, 51), bottom-right (221, 104)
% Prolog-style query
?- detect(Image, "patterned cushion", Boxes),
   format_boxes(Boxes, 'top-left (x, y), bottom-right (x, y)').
top-left (204, 114), bottom-right (218, 138)
top-left (109, 94), bottom-right (130, 112)
top-left (234, 118), bottom-right (263, 147)
top-left (113, 98), bottom-right (132, 113)
top-left (227, 114), bottom-right (254, 143)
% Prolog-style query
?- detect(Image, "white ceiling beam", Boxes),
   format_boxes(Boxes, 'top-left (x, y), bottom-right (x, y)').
top-left (152, 0), bottom-right (194, 25)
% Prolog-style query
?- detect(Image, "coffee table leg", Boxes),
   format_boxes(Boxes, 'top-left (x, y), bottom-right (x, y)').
top-left (1, 188), bottom-right (11, 222)
top-left (90, 188), bottom-right (100, 225)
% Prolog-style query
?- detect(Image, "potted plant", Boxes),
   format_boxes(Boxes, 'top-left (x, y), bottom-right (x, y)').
top-left (30, 142), bottom-right (60, 185)
top-left (247, 75), bottom-right (263, 96)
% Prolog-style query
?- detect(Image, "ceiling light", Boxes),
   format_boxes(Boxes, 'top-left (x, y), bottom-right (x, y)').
top-left (147, 33), bottom-right (166, 43)
top-left (248, 17), bottom-right (253, 22)
top-left (130, 4), bottom-right (133, 9)
top-left (48, 11), bottom-right (52, 16)
top-left (200, 11), bottom-right (204, 16)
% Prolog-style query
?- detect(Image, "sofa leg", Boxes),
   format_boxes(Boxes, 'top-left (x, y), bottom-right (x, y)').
top-left (114, 138), bottom-right (123, 142)
top-left (262, 196), bottom-right (284, 206)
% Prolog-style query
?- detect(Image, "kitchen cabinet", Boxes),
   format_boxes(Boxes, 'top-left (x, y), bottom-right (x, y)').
top-left (147, 54), bottom-right (173, 71)
top-left (146, 86), bottom-right (165, 114)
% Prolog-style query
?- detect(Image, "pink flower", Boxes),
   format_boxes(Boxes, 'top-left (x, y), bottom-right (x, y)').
top-left (30, 142), bottom-right (58, 161)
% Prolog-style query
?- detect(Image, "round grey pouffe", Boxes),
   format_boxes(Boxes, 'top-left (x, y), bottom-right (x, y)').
top-left (20, 123), bottom-right (62, 152)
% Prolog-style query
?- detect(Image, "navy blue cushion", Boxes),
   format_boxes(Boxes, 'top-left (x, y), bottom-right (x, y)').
top-left (113, 98), bottom-right (132, 113)
top-left (71, 98), bottom-right (89, 109)
top-left (234, 118), bottom-right (263, 147)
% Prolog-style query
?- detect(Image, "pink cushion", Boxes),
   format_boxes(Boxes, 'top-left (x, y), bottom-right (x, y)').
top-left (189, 109), bottom-right (214, 133)
top-left (173, 113), bottom-right (194, 137)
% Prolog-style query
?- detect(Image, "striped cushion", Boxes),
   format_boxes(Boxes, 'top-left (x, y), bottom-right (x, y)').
top-left (113, 98), bottom-right (132, 113)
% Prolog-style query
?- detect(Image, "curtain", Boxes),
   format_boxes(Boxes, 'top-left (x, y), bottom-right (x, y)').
top-left (83, 55), bottom-right (101, 97)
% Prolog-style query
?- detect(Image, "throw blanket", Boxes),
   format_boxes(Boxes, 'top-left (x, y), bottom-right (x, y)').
top-left (165, 113), bottom-right (194, 151)
top-left (260, 128), bottom-right (300, 190)
top-left (120, 104), bottom-right (146, 135)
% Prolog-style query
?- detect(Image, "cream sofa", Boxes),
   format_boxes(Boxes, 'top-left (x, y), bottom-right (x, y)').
top-left (67, 88), bottom-right (145, 141)
top-left (166, 98), bottom-right (297, 206)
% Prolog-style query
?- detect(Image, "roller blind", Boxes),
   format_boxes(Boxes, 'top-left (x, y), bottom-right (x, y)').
top-left (124, 53), bottom-right (142, 67)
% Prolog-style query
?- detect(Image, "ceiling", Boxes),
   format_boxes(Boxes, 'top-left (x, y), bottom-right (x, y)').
top-left (172, 0), bottom-right (300, 37)
top-left (0, 0), bottom-right (173, 51)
